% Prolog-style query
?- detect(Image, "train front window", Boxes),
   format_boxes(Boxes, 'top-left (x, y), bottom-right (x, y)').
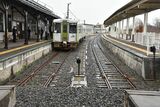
top-left (69, 23), bottom-right (77, 33)
top-left (54, 23), bottom-right (61, 33)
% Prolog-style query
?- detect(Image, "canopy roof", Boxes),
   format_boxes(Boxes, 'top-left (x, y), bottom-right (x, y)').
top-left (17, 0), bottom-right (60, 19)
top-left (104, 0), bottom-right (160, 26)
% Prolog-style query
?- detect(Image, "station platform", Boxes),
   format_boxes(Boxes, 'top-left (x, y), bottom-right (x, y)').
top-left (125, 90), bottom-right (160, 107)
top-left (0, 39), bottom-right (34, 52)
top-left (0, 39), bottom-right (50, 59)
top-left (101, 34), bottom-right (160, 80)
top-left (102, 35), bottom-right (155, 57)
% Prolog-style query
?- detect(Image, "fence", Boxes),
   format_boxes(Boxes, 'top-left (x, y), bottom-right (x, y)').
top-left (135, 32), bottom-right (160, 54)
top-left (108, 31), bottom-right (160, 55)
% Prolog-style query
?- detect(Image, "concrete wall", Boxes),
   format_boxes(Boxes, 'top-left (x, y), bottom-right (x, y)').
top-left (101, 36), bottom-right (160, 80)
top-left (0, 85), bottom-right (16, 107)
top-left (0, 43), bottom-right (52, 83)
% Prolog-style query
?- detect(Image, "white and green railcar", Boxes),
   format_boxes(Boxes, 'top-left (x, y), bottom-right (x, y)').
top-left (53, 19), bottom-right (85, 49)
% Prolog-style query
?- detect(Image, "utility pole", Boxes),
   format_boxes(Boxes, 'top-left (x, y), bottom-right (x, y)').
top-left (66, 3), bottom-right (71, 19)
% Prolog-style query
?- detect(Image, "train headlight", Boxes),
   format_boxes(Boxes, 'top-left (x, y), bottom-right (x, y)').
top-left (63, 41), bottom-right (67, 44)
top-left (71, 35), bottom-right (74, 37)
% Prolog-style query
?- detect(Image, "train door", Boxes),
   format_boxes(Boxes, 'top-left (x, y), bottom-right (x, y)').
top-left (62, 20), bottom-right (68, 42)
top-left (69, 23), bottom-right (77, 42)
top-left (53, 22), bottom-right (61, 42)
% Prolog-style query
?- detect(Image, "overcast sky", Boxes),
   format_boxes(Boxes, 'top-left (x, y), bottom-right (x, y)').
top-left (38, 0), bottom-right (131, 24)
top-left (37, 0), bottom-right (160, 25)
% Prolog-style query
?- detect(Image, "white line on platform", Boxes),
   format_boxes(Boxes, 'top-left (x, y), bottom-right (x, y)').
top-left (86, 46), bottom-right (88, 50)
top-left (83, 64), bottom-right (85, 68)
top-left (69, 67), bottom-right (74, 73)
top-left (86, 55), bottom-right (87, 60)
top-left (83, 58), bottom-right (85, 62)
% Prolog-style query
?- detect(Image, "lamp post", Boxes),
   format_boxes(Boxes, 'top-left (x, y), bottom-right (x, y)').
top-left (76, 57), bottom-right (81, 76)
top-left (150, 46), bottom-right (156, 80)
top-left (66, 3), bottom-right (71, 19)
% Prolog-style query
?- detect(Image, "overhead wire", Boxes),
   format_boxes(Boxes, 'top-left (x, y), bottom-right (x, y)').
top-left (69, 9), bottom-right (79, 20)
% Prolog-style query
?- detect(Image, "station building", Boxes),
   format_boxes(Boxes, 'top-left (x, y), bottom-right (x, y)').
top-left (94, 24), bottom-right (106, 34)
top-left (0, 0), bottom-right (60, 49)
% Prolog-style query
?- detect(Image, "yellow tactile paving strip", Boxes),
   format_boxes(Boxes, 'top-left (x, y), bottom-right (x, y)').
top-left (0, 41), bottom-right (47, 56)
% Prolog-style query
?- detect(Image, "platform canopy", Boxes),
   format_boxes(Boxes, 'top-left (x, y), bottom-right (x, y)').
top-left (104, 0), bottom-right (160, 27)
top-left (0, 0), bottom-right (60, 19)
top-left (17, 0), bottom-right (60, 19)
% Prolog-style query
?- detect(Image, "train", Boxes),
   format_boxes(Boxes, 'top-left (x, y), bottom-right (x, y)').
top-left (52, 19), bottom-right (94, 49)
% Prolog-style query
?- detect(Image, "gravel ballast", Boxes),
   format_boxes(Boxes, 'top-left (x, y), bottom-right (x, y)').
top-left (16, 86), bottom-right (124, 107)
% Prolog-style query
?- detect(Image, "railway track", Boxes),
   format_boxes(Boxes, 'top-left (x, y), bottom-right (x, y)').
top-left (17, 52), bottom-right (59, 87)
top-left (92, 37), bottom-right (136, 89)
top-left (18, 51), bottom-right (71, 88)
top-left (43, 51), bottom-right (71, 88)
top-left (16, 51), bottom-right (71, 87)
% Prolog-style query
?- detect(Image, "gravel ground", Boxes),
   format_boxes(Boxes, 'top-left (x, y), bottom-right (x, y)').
top-left (51, 39), bottom-right (88, 87)
top-left (28, 51), bottom-right (70, 86)
top-left (85, 36), bottom-right (98, 87)
top-left (15, 36), bottom-right (125, 107)
top-left (16, 86), bottom-right (124, 107)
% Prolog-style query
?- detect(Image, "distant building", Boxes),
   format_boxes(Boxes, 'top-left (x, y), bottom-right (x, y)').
top-left (94, 24), bottom-right (106, 33)
top-left (83, 24), bottom-right (95, 35)
top-left (0, 0), bottom-right (60, 44)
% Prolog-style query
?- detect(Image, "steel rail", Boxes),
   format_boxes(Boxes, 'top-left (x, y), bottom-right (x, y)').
top-left (91, 39), bottom-right (112, 89)
top-left (97, 37), bottom-right (136, 89)
top-left (17, 52), bottom-right (59, 86)
top-left (43, 51), bottom-right (71, 88)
